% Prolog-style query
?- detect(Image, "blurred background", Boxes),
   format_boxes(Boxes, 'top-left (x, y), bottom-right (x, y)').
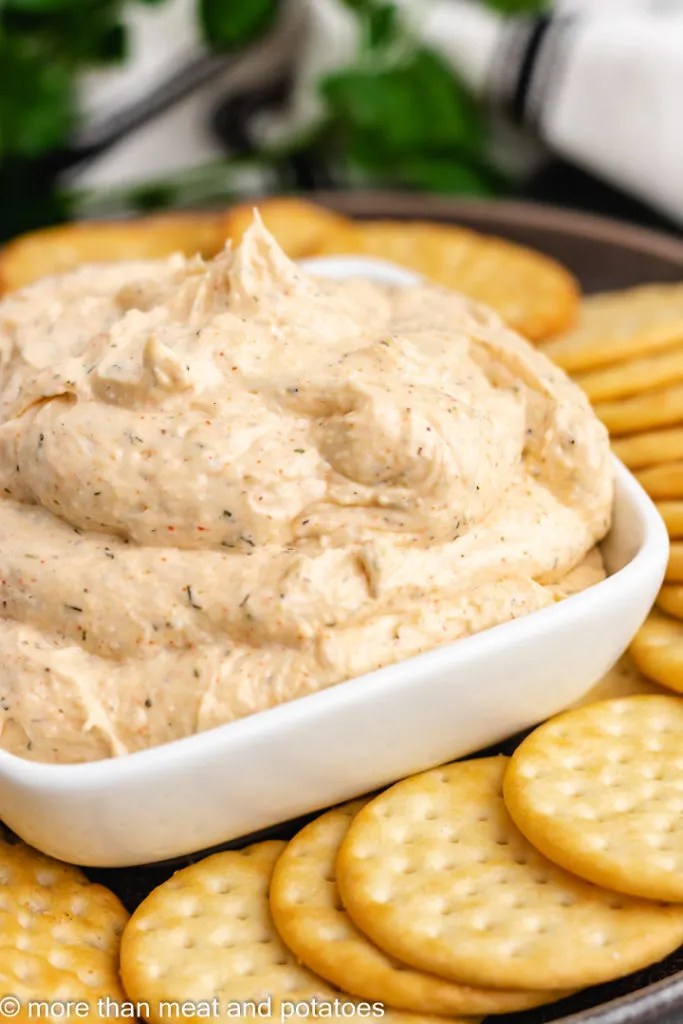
top-left (2, 0), bottom-right (682, 244)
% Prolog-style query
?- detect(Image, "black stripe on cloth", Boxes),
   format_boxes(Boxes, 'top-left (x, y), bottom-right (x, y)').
top-left (47, 53), bottom-right (240, 176)
top-left (509, 16), bottom-right (552, 125)
top-left (525, 15), bottom-right (582, 132)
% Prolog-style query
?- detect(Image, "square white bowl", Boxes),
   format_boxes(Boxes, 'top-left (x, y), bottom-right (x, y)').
top-left (0, 257), bottom-right (669, 867)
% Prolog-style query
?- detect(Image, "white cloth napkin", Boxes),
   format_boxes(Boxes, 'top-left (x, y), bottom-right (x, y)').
top-left (70, 0), bottom-right (683, 226)
top-left (411, 0), bottom-right (683, 224)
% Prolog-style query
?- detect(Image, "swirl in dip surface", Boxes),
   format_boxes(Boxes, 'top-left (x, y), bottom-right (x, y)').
top-left (0, 220), bottom-right (613, 763)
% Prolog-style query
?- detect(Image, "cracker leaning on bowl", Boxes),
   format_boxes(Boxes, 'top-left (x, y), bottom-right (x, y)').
top-left (630, 609), bottom-right (683, 692)
top-left (542, 280), bottom-right (683, 693)
top-left (571, 652), bottom-right (666, 706)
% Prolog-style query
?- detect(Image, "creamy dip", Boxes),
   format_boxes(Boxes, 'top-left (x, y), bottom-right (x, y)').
top-left (0, 220), bottom-right (613, 763)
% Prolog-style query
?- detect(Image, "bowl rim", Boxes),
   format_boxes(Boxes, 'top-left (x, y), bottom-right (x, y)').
top-left (0, 456), bottom-right (667, 786)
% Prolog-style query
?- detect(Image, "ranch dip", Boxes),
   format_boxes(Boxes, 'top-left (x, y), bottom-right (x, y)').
top-left (0, 219), bottom-right (613, 763)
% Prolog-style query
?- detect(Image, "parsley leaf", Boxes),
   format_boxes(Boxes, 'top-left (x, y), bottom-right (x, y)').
top-left (199, 0), bottom-right (279, 49)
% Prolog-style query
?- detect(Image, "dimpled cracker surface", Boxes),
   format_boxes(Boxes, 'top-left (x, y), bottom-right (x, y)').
top-left (506, 698), bottom-right (683, 902)
top-left (270, 801), bottom-right (566, 1016)
top-left (0, 831), bottom-right (128, 1022)
top-left (630, 613), bottom-right (683, 694)
top-left (541, 283), bottom-right (683, 373)
top-left (314, 220), bottom-right (578, 340)
top-left (336, 757), bottom-right (683, 992)
top-left (120, 840), bottom-right (468, 1024)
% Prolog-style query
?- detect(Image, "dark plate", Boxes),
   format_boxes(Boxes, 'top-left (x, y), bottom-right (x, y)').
top-left (87, 194), bottom-right (683, 1024)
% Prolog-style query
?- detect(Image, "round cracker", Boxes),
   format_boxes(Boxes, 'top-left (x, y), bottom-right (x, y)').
top-left (594, 383), bottom-right (683, 436)
top-left (314, 220), bottom-right (578, 341)
top-left (667, 542), bottom-right (683, 582)
top-left (658, 585), bottom-right (683, 620)
top-left (0, 213), bottom-right (225, 295)
top-left (336, 757), bottom-right (683, 992)
top-left (540, 283), bottom-right (683, 373)
top-left (657, 501), bottom-right (683, 538)
top-left (571, 653), bottom-right (665, 707)
top-left (0, 830), bottom-right (128, 1021)
top-left (631, 609), bottom-right (683, 693)
top-left (506, 697), bottom-right (683, 902)
top-left (222, 198), bottom-right (350, 260)
top-left (270, 800), bottom-right (567, 1016)
top-left (636, 462), bottom-right (683, 499)
top-left (612, 429), bottom-right (683, 470)
top-left (120, 840), bottom-right (468, 1024)
top-left (574, 344), bottom-right (683, 402)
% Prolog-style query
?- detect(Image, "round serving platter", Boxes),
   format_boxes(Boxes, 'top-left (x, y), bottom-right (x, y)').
top-left (85, 192), bottom-right (683, 1024)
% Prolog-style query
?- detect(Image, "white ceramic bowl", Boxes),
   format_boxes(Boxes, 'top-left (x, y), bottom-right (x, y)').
top-left (0, 257), bottom-right (669, 867)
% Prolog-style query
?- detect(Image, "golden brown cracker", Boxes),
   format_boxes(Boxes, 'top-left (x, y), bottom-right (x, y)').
top-left (657, 501), bottom-right (683, 537)
top-left (571, 653), bottom-right (665, 707)
top-left (667, 542), bottom-right (683, 581)
top-left (336, 757), bottom-right (683, 992)
top-left (612, 429), bottom-right (683, 469)
top-left (505, 697), bottom-right (683, 901)
top-left (594, 383), bottom-right (683, 436)
top-left (630, 609), bottom-right (683, 693)
top-left (0, 830), bottom-right (128, 1021)
top-left (574, 344), bottom-right (683, 402)
top-left (222, 198), bottom-right (350, 259)
top-left (0, 213), bottom-right (225, 294)
top-left (636, 462), bottom-right (683, 499)
top-left (270, 801), bottom-right (566, 1016)
top-left (314, 220), bottom-right (579, 341)
top-left (120, 840), bottom-right (468, 1024)
top-left (658, 585), bottom-right (683, 620)
top-left (541, 283), bottom-right (683, 373)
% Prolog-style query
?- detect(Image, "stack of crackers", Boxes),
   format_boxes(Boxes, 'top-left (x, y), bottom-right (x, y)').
top-left (9, 694), bottom-right (683, 1023)
top-left (1, 694), bottom-right (678, 1023)
top-left (537, 285), bottom-right (683, 700)
top-left (3, 197), bottom-right (683, 1020)
top-left (119, 699), bottom-right (683, 1022)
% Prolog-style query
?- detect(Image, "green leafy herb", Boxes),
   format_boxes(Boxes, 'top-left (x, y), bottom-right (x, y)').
top-left (1, 0), bottom-right (548, 241)
top-left (199, 0), bottom-right (279, 50)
